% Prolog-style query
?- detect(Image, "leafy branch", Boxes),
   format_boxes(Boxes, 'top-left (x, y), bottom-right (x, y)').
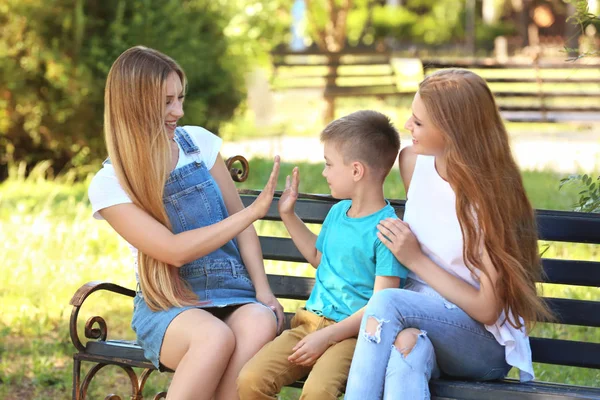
top-left (559, 174), bottom-right (600, 213)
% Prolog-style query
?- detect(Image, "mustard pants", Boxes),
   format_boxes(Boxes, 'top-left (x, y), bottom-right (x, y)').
top-left (237, 308), bottom-right (357, 399)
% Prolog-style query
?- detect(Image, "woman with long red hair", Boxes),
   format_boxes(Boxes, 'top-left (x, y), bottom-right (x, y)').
top-left (345, 69), bottom-right (552, 399)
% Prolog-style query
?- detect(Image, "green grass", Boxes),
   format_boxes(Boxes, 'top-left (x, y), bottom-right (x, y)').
top-left (0, 160), bottom-right (598, 399)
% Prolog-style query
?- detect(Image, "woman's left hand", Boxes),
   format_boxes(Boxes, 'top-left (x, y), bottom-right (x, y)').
top-left (256, 289), bottom-right (285, 334)
top-left (377, 218), bottom-right (424, 268)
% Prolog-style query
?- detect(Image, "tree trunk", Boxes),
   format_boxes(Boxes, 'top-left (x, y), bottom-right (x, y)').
top-left (324, 53), bottom-right (340, 123)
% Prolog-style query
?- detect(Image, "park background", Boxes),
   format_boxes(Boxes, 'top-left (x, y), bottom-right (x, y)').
top-left (1, 0), bottom-right (599, 398)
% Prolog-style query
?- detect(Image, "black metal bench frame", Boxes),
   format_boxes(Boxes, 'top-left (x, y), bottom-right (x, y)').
top-left (70, 159), bottom-right (600, 400)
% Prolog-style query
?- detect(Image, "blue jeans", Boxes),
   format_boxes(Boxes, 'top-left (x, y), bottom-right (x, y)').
top-left (345, 288), bottom-right (510, 400)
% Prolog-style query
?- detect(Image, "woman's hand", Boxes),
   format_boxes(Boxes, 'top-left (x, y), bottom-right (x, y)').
top-left (377, 218), bottom-right (424, 268)
top-left (288, 328), bottom-right (334, 367)
top-left (249, 156), bottom-right (280, 219)
top-left (278, 167), bottom-right (299, 217)
top-left (256, 289), bottom-right (285, 334)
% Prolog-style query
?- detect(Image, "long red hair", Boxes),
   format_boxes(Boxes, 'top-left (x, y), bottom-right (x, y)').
top-left (419, 69), bottom-right (552, 331)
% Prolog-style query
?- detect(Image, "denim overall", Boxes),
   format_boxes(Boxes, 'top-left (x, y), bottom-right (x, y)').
top-left (130, 127), bottom-right (258, 369)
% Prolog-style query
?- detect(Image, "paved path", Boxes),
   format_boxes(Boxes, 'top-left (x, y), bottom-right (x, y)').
top-left (223, 131), bottom-right (600, 174)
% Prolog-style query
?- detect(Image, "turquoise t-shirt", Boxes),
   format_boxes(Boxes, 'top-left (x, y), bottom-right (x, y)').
top-left (304, 200), bottom-right (409, 322)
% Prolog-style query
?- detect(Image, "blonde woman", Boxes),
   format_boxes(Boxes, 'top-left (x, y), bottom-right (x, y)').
top-left (88, 46), bottom-right (284, 400)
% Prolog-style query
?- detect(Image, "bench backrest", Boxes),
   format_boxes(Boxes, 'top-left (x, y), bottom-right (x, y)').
top-left (240, 190), bottom-right (600, 371)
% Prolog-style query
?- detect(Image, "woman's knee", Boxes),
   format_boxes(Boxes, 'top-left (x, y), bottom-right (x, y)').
top-left (394, 328), bottom-right (422, 357)
top-left (362, 289), bottom-right (407, 340)
top-left (161, 311), bottom-right (236, 370)
top-left (391, 329), bottom-right (437, 377)
top-left (193, 319), bottom-right (236, 354)
top-left (228, 304), bottom-right (277, 347)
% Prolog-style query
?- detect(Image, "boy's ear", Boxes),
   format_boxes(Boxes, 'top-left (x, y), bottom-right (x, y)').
top-left (352, 161), bottom-right (365, 181)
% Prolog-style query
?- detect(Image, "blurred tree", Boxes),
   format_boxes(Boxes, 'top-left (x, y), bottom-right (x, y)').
top-left (305, 0), bottom-right (376, 51)
top-left (0, 0), bottom-right (290, 179)
top-left (303, 0), bottom-right (376, 121)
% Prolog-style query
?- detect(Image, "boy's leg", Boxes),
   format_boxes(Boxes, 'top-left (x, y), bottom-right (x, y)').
top-left (237, 309), bottom-right (317, 400)
top-left (300, 336), bottom-right (357, 400)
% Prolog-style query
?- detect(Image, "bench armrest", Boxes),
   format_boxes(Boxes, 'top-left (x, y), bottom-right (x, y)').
top-left (69, 281), bottom-right (136, 352)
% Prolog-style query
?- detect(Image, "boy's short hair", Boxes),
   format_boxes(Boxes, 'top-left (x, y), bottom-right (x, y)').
top-left (320, 110), bottom-right (400, 178)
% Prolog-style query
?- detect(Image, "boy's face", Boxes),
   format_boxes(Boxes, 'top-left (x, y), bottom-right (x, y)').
top-left (322, 141), bottom-right (355, 199)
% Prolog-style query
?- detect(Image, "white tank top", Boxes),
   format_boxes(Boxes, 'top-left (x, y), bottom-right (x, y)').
top-left (403, 155), bottom-right (535, 382)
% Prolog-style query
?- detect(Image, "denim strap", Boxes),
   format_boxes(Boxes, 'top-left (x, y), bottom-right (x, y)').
top-left (174, 127), bottom-right (200, 155)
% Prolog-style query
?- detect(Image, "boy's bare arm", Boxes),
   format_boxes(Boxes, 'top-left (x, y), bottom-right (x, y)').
top-left (279, 167), bottom-right (322, 268)
top-left (280, 213), bottom-right (321, 268)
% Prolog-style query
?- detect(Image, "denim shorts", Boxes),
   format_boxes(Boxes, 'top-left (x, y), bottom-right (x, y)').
top-left (131, 259), bottom-right (260, 369)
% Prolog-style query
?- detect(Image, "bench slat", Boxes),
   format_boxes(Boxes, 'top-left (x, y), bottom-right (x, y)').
top-left (268, 274), bottom-right (315, 299)
top-left (261, 236), bottom-right (305, 263)
top-left (260, 237), bottom-right (600, 288)
top-left (530, 338), bottom-right (600, 369)
top-left (499, 105), bottom-right (600, 112)
top-left (431, 379), bottom-right (600, 400)
top-left (243, 195), bottom-right (600, 245)
top-left (267, 274), bottom-right (600, 327)
top-left (544, 297), bottom-right (600, 327)
top-left (424, 61), bottom-right (600, 69)
top-left (241, 194), bottom-right (335, 223)
top-left (543, 259), bottom-right (600, 287)
top-left (86, 340), bottom-right (151, 367)
top-left (487, 77), bottom-right (600, 84)
top-left (494, 92), bottom-right (600, 98)
top-left (537, 210), bottom-right (600, 244)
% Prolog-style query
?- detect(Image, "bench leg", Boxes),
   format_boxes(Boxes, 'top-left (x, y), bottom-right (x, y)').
top-left (140, 368), bottom-right (168, 400)
top-left (72, 357), bottom-right (81, 400)
top-left (78, 363), bottom-right (142, 399)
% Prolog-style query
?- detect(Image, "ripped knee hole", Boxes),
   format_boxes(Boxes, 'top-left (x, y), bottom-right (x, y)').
top-left (393, 328), bottom-right (422, 357)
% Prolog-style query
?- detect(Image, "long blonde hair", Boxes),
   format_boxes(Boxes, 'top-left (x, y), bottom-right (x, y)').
top-left (419, 69), bottom-right (552, 331)
top-left (104, 46), bottom-right (198, 311)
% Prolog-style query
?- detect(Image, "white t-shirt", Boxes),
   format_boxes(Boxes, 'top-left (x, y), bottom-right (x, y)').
top-left (88, 126), bottom-right (223, 273)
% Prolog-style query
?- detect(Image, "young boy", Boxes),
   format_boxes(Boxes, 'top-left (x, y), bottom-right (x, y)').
top-left (237, 110), bottom-right (408, 399)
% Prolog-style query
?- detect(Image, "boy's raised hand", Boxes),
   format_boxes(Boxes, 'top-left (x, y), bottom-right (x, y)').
top-left (250, 156), bottom-right (280, 219)
top-left (278, 167), bottom-right (299, 217)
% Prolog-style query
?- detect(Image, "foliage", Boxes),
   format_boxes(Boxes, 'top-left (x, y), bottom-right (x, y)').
top-left (564, 0), bottom-right (599, 58)
top-left (0, 0), bottom-right (288, 178)
top-left (566, 0), bottom-right (600, 29)
top-left (560, 173), bottom-right (600, 213)
top-left (476, 20), bottom-right (517, 50)
top-left (371, 0), bottom-right (501, 46)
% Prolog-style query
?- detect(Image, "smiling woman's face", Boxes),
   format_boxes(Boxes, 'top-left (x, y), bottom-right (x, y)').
top-left (164, 72), bottom-right (184, 139)
top-left (404, 92), bottom-right (446, 157)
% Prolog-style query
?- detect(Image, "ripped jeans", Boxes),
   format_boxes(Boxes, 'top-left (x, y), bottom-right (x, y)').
top-left (345, 287), bottom-right (510, 400)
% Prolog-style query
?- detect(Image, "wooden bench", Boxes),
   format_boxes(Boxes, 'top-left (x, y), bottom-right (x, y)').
top-left (70, 158), bottom-right (600, 399)
top-left (271, 47), bottom-right (412, 122)
top-left (271, 48), bottom-right (600, 124)
top-left (423, 59), bottom-right (600, 123)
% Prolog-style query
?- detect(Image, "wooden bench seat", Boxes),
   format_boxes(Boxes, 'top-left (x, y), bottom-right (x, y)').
top-left (69, 167), bottom-right (600, 399)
